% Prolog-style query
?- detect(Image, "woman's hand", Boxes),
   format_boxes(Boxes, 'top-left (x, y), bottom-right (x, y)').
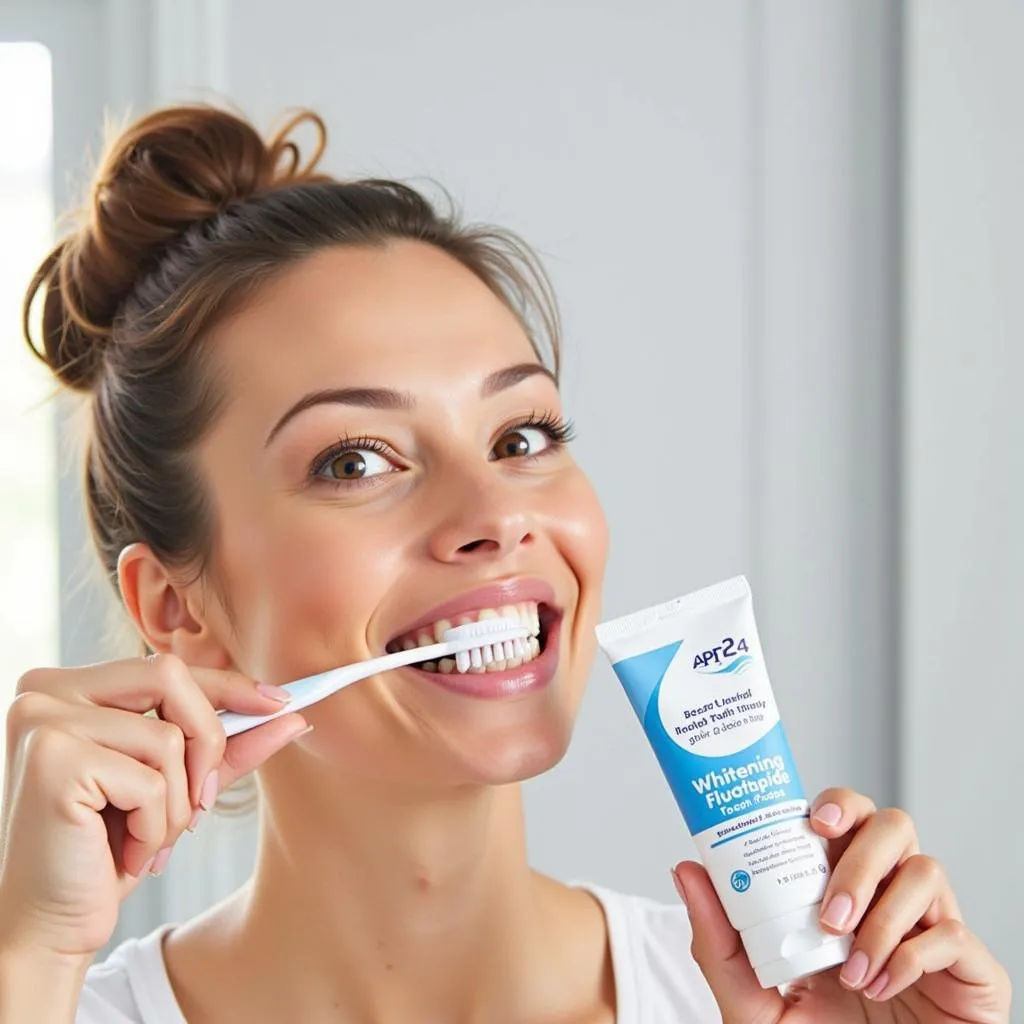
top-left (0, 655), bottom-right (308, 966)
top-left (673, 788), bottom-right (1012, 1024)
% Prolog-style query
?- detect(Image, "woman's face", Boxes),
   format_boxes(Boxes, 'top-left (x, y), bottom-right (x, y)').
top-left (195, 241), bottom-right (608, 787)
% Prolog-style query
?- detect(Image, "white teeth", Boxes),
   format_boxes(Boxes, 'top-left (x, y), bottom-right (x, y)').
top-left (402, 637), bottom-right (417, 651)
top-left (432, 618), bottom-right (453, 643)
top-left (417, 631), bottom-right (434, 649)
top-left (529, 636), bottom-right (540, 658)
top-left (498, 605), bottom-right (519, 624)
top-left (477, 608), bottom-right (500, 620)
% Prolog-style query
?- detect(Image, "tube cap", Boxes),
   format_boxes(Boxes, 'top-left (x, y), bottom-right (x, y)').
top-left (740, 904), bottom-right (853, 989)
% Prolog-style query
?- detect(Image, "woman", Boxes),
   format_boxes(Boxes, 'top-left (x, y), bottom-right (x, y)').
top-left (0, 105), bottom-right (1010, 1023)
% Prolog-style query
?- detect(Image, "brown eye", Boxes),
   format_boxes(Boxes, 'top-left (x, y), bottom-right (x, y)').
top-left (328, 451), bottom-right (367, 479)
top-left (492, 427), bottom-right (550, 460)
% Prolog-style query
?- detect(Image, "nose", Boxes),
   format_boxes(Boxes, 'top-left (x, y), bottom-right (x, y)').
top-left (427, 466), bottom-right (536, 564)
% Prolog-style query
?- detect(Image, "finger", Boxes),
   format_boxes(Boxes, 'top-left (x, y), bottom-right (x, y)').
top-left (23, 726), bottom-right (169, 877)
top-left (672, 862), bottom-right (784, 1023)
top-left (818, 807), bottom-right (919, 936)
top-left (861, 919), bottom-right (1009, 1008)
top-left (809, 788), bottom-right (877, 866)
top-left (17, 659), bottom-right (288, 715)
top-left (838, 854), bottom-right (956, 992)
top-left (13, 695), bottom-right (193, 850)
top-left (215, 714), bottom-right (311, 794)
top-left (17, 657), bottom-right (291, 808)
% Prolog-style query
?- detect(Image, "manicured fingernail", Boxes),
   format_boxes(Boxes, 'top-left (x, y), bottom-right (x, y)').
top-left (138, 855), bottom-right (156, 877)
top-left (812, 802), bottom-right (843, 827)
top-left (820, 892), bottom-right (853, 930)
top-left (840, 949), bottom-right (869, 988)
top-left (257, 683), bottom-right (292, 703)
top-left (864, 969), bottom-right (890, 1000)
top-left (199, 769), bottom-right (219, 811)
top-left (291, 724), bottom-right (314, 743)
top-left (670, 870), bottom-right (688, 909)
top-left (186, 808), bottom-right (202, 833)
top-left (149, 847), bottom-right (173, 876)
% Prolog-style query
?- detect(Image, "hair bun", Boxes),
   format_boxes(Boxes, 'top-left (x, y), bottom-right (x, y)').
top-left (22, 104), bottom-right (329, 392)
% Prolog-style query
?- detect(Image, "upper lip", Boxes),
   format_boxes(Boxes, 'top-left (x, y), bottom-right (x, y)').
top-left (387, 577), bottom-right (558, 643)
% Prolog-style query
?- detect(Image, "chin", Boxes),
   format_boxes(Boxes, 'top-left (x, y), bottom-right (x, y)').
top-left (449, 713), bottom-right (575, 787)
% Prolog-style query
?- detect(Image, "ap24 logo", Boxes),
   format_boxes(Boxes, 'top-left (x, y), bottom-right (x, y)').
top-left (693, 636), bottom-right (752, 677)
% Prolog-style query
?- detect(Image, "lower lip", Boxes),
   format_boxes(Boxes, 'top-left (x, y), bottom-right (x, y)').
top-left (401, 615), bottom-right (563, 700)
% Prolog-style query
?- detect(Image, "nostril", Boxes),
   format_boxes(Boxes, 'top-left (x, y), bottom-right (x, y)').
top-left (457, 538), bottom-right (493, 554)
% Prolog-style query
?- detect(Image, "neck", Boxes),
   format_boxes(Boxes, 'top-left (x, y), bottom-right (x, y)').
top-left (233, 764), bottom-right (563, 1022)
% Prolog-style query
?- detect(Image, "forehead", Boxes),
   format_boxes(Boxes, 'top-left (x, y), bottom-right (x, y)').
top-left (211, 240), bottom-right (540, 391)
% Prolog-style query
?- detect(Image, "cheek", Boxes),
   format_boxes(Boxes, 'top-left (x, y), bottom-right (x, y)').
top-left (215, 506), bottom-right (403, 682)
top-left (547, 467), bottom-right (609, 602)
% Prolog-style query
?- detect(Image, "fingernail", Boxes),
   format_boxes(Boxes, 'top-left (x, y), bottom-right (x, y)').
top-left (812, 802), bottom-right (843, 827)
top-left (670, 869), bottom-right (688, 910)
top-left (820, 892), bottom-right (853, 930)
top-left (864, 969), bottom-right (890, 1000)
top-left (149, 847), bottom-right (173, 876)
top-left (199, 769), bottom-right (219, 811)
top-left (257, 683), bottom-right (292, 703)
top-left (138, 855), bottom-right (156, 877)
top-left (840, 949), bottom-right (869, 988)
top-left (290, 724), bottom-right (314, 743)
top-left (186, 808), bottom-right (202, 833)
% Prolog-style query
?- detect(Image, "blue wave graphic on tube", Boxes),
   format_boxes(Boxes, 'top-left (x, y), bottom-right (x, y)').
top-left (704, 654), bottom-right (753, 676)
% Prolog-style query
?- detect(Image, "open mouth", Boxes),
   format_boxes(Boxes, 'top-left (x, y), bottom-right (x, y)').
top-left (385, 602), bottom-right (557, 674)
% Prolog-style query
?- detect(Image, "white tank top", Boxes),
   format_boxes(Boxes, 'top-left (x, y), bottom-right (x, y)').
top-left (76, 885), bottom-right (721, 1023)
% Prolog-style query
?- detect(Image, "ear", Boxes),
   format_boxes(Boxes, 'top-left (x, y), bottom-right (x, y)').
top-left (117, 542), bottom-right (233, 669)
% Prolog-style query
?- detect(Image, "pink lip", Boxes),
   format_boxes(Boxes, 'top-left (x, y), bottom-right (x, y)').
top-left (388, 577), bottom-right (558, 643)
top-left (402, 614), bottom-right (563, 700)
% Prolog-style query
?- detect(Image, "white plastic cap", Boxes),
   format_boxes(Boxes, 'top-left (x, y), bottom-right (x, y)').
top-left (740, 904), bottom-right (853, 989)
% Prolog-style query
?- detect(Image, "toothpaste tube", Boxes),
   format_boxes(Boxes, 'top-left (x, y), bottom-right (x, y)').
top-left (596, 576), bottom-right (851, 989)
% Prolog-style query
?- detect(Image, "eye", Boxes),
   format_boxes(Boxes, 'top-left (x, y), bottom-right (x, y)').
top-left (316, 445), bottom-right (395, 483)
top-left (492, 426), bottom-right (552, 460)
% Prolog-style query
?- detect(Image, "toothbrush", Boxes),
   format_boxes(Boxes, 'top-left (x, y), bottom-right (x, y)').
top-left (218, 618), bottom-right (532, 737)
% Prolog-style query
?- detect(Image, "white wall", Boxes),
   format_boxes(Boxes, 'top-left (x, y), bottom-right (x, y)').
top-left (29, 0), bottom-right (1017, 993)
top-left (904, 0), bottom-right (1024, 988)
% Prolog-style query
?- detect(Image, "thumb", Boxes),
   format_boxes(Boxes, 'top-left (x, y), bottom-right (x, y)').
top-left (219, 713), bottom-right (310, 790)
top-left (673, 861), bottom-right (785, 1024)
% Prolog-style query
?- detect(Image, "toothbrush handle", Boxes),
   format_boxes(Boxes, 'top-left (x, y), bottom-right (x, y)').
top-left (219, 704), bottom-right (297, 738)
top-left (217, 630), bottom-right (529, 737)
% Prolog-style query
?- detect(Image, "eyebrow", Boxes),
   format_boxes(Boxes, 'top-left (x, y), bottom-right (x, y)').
top-left (264, 361), bottom-right (557, 447)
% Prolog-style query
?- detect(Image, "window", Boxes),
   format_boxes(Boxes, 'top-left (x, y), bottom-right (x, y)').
top-left (0, 43), bottom-right (59, 751)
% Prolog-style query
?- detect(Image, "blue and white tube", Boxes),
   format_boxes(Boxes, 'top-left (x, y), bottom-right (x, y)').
top-left (596, 576), bottom-right (851, 989)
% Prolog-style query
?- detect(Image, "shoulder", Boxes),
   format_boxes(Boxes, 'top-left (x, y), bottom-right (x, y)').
top-left (582, 885), bottom-right (721, 1024)
top-left (77, 926), bottom-right (182, 1024)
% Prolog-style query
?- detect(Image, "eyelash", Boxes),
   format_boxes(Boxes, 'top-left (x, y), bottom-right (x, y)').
top-left (308, 412), bottom-right (577, 488)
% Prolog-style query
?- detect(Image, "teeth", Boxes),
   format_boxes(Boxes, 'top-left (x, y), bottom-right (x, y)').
top-left (395, 600), bottom-right (549, 673)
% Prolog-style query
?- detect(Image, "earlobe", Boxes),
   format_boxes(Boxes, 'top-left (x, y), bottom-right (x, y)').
top-left (117, 543), bottom-right (232, 668)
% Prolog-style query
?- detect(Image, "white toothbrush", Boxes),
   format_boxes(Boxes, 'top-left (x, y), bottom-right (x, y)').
top-left (218, 618), bottom-right (532, 737)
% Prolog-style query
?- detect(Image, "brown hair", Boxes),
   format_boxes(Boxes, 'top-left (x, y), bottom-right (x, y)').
top-left (22, 104), bottom-right (561, 598)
